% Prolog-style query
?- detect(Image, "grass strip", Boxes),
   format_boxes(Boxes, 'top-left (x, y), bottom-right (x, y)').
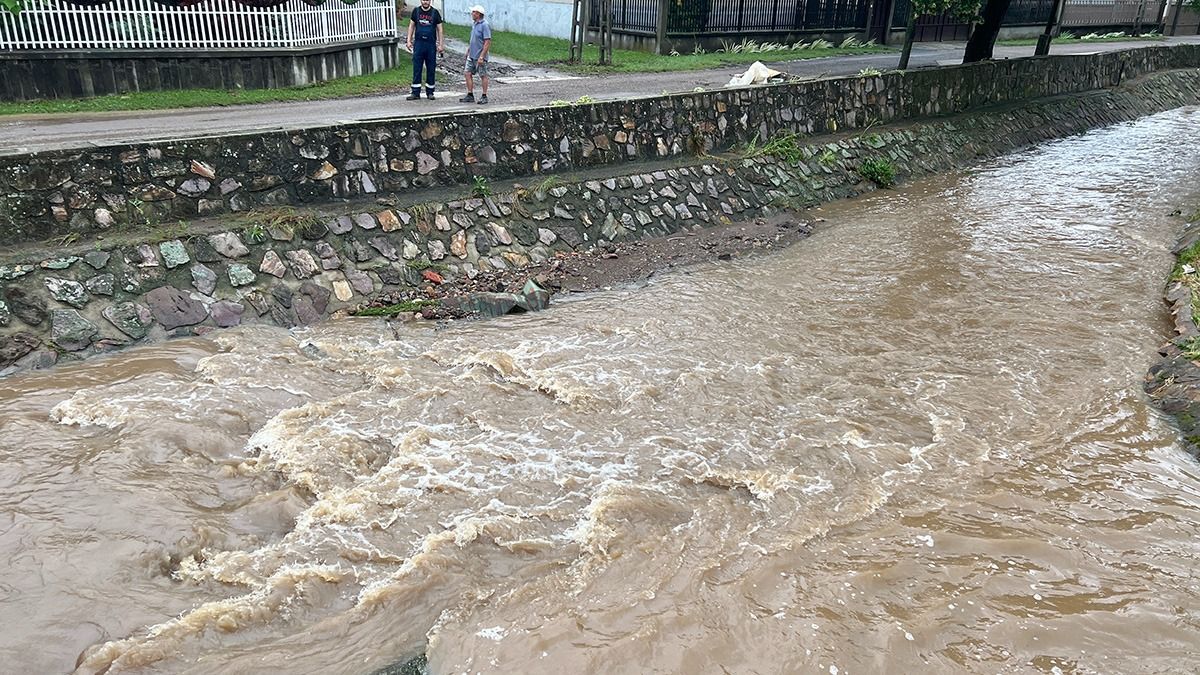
top-left (997, 33), bottom-right (1165, 47)
top-left (442, 23), bottom-right (890, 74)
top-left (352, 299), bottom-right (439, 316)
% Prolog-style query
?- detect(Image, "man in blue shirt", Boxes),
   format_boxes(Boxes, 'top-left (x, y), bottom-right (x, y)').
top-left (459, 5), bottom-right (491, 105)
top-left (406, 0), bottom-right (444, 100)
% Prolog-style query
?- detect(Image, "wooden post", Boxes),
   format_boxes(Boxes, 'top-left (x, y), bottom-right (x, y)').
top-left (864, 0), bottom-right (876, 44)
top-left (655, 0), bottom-right (669, 55)
top-left (898, 6), bottom-right (916, 69)
top-left (598, 0), bottom-right (612, 65)
top-left (880, 0), bottom-right (898, 45)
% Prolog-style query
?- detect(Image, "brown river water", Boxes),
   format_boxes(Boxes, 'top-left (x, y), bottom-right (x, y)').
top-left (4, 107), bottom-right (1200, 675)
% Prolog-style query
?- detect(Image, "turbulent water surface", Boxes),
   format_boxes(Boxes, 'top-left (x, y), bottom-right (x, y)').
top-left (3, 108), bottom-right (1200, 675)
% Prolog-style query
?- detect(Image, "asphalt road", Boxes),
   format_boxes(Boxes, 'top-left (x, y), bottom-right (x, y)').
top-left (1, 37), bottom-right (1196, 155)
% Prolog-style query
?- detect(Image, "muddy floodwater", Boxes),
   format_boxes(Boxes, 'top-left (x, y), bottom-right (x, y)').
top-left (3, 107), bottom-right (1200, 675)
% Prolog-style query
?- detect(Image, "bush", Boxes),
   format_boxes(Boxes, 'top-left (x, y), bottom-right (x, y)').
top-left (858, 157), bottom-right (896, 188)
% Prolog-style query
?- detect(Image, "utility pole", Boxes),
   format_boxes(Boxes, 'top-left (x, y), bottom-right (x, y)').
top-left (1035, 0), bottom-right (1066, 56)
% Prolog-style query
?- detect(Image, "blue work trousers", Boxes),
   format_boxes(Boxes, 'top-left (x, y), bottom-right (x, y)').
top-left (412, 41), bottom-right (437, 87)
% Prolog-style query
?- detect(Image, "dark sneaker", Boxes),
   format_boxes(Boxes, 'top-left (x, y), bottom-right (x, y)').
top-left (426, 92), bottom-right (435, 100)
top-left (405, 92), bottom-right (421, 101)
top-left (459, 93), bottom-right (475, 103)
top-left (477, 94), bottom-right (488, 105)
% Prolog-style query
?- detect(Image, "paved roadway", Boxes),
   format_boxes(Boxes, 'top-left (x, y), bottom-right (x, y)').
top-left (1, 37), bottom-right (1197, 155)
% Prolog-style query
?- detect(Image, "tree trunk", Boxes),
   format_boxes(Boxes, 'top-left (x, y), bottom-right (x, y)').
top-left (899, 9), bottom-right (917, 69)
top-left (963, 0), bottom-right (1012, 63)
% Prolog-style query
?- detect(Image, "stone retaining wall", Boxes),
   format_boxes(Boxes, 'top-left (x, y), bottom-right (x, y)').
top-left (1146, 214), bottom-right (1200, 452)
top-left (3, 45), bottom-right (1199, 247)
top-left (2, 68), bottom-right (1198, 376)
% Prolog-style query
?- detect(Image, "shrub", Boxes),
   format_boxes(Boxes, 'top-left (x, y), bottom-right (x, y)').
top-left (858, 157), bottom-right (896, 188)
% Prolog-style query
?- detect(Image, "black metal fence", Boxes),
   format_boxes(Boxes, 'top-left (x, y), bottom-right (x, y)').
top-left (603, 0), bottom-right (659, 35)
top-left (891, 0), bottom-right (1054, 42)
top-left (591, 0), bottom-right (1157, 40)
top-left (590, 0), bottom-right (876, 36)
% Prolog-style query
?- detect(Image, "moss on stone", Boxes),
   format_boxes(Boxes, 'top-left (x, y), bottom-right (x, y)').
top-left (352, 300), bottom-right (439, 317)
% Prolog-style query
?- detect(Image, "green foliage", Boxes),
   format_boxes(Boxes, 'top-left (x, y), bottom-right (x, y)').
top-left (471, 176), bottom-right (492, 198)
top-left (1, 0), bottom-right (26, 15)
top-left (744, 133), bottom-right (806, 165)
top-left (408, 203), bottom-right (435, 220)
top-left (244, 223), bottom-right (267, 244)
top-left (126, 198), bottom-right (154, 227)
top-left (857, 67), bottom-right (883, 77)
top-left (858, 157), bottom-right (896, 188)
top-left (999, 31), bottom-right (1164, 46)
top-left (233, 206), bottom-right (321, 236)
top-left (548, 95), bottom-right (598, 108)
top-left (1180, 336), bottom-right (1200, 362)
top-left (910, 0), bottom-right (980, 22)
top-left (1171, 239), bottom-right (1200, 281)
top-left (715, 38), bottom-right (877, 54)
top-left (532, 175), bottom-right (561, 195)
top-left (353, 299), bottom-right (439, 316)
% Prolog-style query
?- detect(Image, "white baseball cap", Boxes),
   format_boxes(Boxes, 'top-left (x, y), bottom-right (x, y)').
top-left (469, 4), bottom-right (485, 14)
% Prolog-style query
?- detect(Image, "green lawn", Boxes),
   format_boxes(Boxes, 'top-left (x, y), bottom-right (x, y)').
top-left (997, 33), bottom-right (1165, 47)
top-left (442, 23), bottom-right (890, 74)
top-left (0, 52), bottom-right (415, 116)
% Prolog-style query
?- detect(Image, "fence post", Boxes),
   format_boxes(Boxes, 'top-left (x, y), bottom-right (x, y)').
top-left (880, 0), bottom-right (898, 44)
top-left (569, 0), bottom-right (581, 60)
top-left (1133, 0), bottom-right (1146, 34)
top-left (655, 0), bottom-right (669, 55)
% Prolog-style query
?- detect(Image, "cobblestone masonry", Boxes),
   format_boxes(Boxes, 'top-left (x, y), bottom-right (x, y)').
top-left (1, 45), bottom-right (1198, 245)
top-left (1, 67), bottom-right (1199, 375)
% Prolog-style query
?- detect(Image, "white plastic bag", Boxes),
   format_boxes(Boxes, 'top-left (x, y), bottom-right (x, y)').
top-left (725, 61), bottom-right (786, 88)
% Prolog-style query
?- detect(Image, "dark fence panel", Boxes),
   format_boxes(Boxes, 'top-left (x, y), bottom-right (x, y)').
top-left (596, 0), bottom-right (875, 35)
top-left (1061, 0), bottom-right (1165, 28)
top-left (893, 0), bottom-right (1054, 28)
top-left (590, 0), bottom-right (1182, 41)
top-left (1004, 0), bottom-right (1057, 23)
top-left (594, 0), bottom-right (660, 34)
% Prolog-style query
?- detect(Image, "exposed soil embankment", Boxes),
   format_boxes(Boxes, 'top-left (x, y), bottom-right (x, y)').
top-left (362, 215), bottom-right (815, 322)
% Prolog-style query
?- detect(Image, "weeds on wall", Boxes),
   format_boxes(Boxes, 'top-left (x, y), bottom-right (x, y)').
top-left (471, 176), bottom-right (493, 199)
top-left (858, 157), bottom-right (896, 188)
top-left (744, 133), bottom-right (806, 165)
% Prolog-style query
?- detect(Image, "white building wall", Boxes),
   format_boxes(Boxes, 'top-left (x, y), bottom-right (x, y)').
top-left (432, 0), bottom-right (574, 40)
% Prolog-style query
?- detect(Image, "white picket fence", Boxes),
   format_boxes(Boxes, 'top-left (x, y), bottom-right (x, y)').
top-left (0, 0), bottom-right (398, 50)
